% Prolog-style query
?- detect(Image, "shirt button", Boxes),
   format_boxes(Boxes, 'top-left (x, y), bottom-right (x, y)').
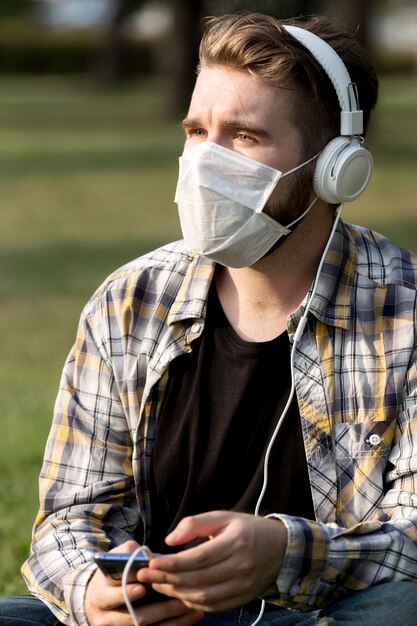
top-left (190, 322), bottom-right (201, 334)
top-left (160, 352), bottom-right (170, 365)
top-left (289, 584), bottom-right (300, 596)
top-left (368, 433), bottom-right (381, 446)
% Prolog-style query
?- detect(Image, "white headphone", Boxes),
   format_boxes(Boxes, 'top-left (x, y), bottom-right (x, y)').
top-left (283, 25), bottom-right (373, 204)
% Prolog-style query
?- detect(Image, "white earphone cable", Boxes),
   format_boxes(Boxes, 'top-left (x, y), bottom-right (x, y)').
top-left (121, 207), bottom-right (343, 626)
top-left (249, 203), bottom-right (344, 626)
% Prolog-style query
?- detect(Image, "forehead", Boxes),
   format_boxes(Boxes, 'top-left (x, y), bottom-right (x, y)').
top-left (189, 65), bottom-right (294, 127)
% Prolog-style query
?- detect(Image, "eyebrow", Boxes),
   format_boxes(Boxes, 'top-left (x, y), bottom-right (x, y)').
top-left (181, 117), bottom-right (271, 139)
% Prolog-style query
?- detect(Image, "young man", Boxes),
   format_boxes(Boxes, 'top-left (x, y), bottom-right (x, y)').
top-left (2, 12), bottom-right (416, 626)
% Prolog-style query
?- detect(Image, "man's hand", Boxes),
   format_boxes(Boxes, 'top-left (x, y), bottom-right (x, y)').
top-left (84, 540), bottom-right (204, 626)
top-left (137, 511), bottom-right (287, 613)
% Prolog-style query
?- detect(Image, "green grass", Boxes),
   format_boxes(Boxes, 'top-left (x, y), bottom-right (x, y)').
top-left (0, 73), bottom-right (416, 596)
top-left (0, 75), bottom-right (184, 596)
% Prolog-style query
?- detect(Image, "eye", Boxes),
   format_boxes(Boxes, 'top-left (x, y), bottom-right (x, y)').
top-left (185, 127), bottom-right (206, 138)
top-left (236, 132), bottom-right (256, 143)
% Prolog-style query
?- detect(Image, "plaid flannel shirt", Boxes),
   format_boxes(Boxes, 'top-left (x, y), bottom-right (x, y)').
top-left (22, 220), bottom-right (417, 625)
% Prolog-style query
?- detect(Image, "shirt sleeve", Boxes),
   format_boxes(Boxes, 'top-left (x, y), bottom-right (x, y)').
top-left (266, 346), bottom-right (417, 611)
top-left (21, 304), bottom-right (140, 626)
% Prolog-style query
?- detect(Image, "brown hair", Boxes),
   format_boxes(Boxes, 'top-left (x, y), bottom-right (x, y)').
top-left (198, 13), bottom-right (378, 158)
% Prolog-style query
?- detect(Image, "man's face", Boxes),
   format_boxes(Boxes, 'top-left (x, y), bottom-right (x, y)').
top-left (182, 65), bottom-right (313, 224)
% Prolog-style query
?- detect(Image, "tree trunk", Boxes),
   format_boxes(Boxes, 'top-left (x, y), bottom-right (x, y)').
top-left (93, 0), bottom-right (139, 85)
top-left (167, 0), bottom-right (205, 117)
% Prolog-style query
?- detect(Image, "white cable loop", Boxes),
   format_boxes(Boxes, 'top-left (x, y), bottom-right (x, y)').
top-left (122, 545), bottom-right (154, 626)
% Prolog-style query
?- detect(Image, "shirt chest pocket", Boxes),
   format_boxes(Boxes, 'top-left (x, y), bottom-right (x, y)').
top-left (334, 420), bottom-right (396, 460)
top-left (333, 420), bottom-right (397, 524)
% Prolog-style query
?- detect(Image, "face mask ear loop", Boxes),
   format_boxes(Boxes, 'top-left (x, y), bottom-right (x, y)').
top-left (122, 545), bottom-right (154, 626)
top-left (281, 151), bottom-right (321, 179)
top-left (285, 195), bottom-right (319, 230)
top-left (249, 203), bottom-right (344, 626)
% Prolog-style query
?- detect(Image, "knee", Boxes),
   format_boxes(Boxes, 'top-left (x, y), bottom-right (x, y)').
top-left (318, 581), bottom-right (417, 626)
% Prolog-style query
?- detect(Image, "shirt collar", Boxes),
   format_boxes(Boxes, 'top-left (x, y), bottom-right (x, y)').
top-left (168, 220), bottom-right (356, 331)
top-left (167, 253), bottom-right (215, 326)
top-left (306, 219), bottom-right (356, 331)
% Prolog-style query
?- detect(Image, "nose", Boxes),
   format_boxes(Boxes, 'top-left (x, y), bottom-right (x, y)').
top-left (206, 130), bottom-right (232, 150)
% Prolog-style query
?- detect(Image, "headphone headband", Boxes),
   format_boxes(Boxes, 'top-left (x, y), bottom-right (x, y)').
top-left (283, 25), bottom-right (363, 136)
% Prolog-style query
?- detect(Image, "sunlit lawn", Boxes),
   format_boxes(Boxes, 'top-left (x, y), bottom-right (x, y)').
top-left (0, 72), bottom-right (416, 595)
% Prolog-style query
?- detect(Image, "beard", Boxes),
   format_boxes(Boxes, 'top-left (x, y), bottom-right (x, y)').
top-left (264, 165), bottom-right (314, 225)
top-left (258, 166), bottom-right (315, 259)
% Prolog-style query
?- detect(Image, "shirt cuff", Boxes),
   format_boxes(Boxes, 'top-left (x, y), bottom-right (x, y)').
top-left (265, 513), bottom-right (330, 610)
top-left (65, 561), bottom-right (98, 626)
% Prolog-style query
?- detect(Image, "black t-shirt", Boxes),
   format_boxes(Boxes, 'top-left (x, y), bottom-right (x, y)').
top-left (147, 286), bottom-right (314, 552)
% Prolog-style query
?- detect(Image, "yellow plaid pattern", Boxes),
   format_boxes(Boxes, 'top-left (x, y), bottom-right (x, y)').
top-left (22, 223), bottom-right (417, 624)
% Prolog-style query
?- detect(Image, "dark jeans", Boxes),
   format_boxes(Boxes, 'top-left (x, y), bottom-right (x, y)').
top-left (1, 582), bottom-right (417, 625)
top-left (0, 595), bottom-right (64, 625)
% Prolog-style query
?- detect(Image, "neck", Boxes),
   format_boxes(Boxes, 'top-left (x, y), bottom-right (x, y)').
top-left (215, 199), bottom-right (335, 341)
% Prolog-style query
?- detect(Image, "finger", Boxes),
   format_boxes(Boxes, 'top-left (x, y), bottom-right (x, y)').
top-left (150, 528), bottom-right (238, 574)
top-left (152, 611), bottom-right (205, 626)
top-left (93, 570), bottom-right (148, 610)
top-left (165, 511), bottom-right (231, 546)
top-left (151, 580), bottom-right (247, 613)
top-left (139, 553), bottom-right (234, 588)
top-left (111, 540), bottom-right (141, 554)
top-left (98, 585), bottom-right (147, 611)
top-left (92, 607), bottom-right (136, 626)
top-left (147, 528), bottom-right (238, 575)
top-left (134, 599), bottom-right (204, 626)
top-left (158, 611), bottom-right (205, 626)
top-left (140, 550), bottom-right (265, 611)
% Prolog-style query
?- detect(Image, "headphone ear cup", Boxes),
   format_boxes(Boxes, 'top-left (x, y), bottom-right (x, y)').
top-left (313, 137), bottom-right (373, 204)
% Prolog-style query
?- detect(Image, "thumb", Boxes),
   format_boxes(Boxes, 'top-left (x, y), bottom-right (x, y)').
top-left (110, 539), bottom-right (141, 554)
top-left (165, 511), bottom-right (231, 546)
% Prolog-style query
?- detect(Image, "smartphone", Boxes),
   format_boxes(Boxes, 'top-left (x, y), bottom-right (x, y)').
top-left (94, 552), bottom-right (158, 581)
top-left (94, 552), bottom-right (168, 604)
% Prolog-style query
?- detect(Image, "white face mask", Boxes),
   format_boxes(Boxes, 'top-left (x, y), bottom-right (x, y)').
top-left (174, 141), bottom-right (318, 268)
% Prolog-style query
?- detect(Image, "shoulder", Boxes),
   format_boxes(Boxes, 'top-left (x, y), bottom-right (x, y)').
top-left (344, 222), bottom-right (417, 290)
top-left (83, 240), bottom-right (196, 319)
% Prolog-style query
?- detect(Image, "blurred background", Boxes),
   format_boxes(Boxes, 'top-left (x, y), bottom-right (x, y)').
top-left (1, 0), bottom-right (416, 596)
